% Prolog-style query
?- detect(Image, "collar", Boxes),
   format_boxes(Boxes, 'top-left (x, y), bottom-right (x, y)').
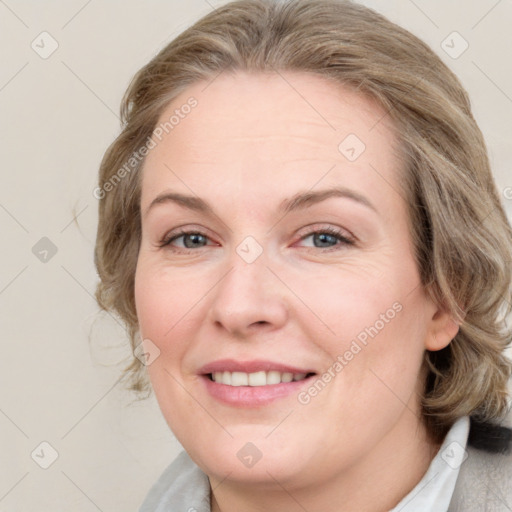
top-left (389, 416), bottom-right (470, 512)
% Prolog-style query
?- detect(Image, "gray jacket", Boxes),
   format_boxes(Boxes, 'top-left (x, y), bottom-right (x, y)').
top-left (449, 436), bottom-right (512, 511)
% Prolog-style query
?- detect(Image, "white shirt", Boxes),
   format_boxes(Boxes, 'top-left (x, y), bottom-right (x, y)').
top-left (389, 416), bottom-right (470, 511)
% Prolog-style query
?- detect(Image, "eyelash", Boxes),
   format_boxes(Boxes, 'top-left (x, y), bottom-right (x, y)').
top-left (158, 226), bottom-right (355, 252)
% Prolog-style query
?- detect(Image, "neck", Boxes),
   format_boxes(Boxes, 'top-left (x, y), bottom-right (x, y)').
top-left (210, 412), bottom-right (440, 512)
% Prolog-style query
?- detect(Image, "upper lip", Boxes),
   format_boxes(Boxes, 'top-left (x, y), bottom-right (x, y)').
top-left (198, 359), bottom-right (316, 375)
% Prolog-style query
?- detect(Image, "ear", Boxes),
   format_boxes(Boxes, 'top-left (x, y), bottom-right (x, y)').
top-left (424, 302), bottom-right (461, 352)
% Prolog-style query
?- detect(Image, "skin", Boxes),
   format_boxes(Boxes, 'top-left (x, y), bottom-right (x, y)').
top-left (134, 71), bottom-right (459, 512)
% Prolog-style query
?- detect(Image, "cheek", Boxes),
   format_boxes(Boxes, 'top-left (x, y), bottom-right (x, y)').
top-left (296, 264), bottom-right (404, 349)
top-left (134, 260), bottom-right (206, 342)
top-left (133, 262), bottom-right (207, 423)
top-left (302, 263), bottom-right (427, 393)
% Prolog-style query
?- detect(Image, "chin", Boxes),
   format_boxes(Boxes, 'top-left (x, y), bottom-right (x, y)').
top-left (181, 430), bottom-right (318, 487)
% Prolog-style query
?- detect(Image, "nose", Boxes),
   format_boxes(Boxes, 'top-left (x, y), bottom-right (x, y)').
top-left (207, 247), bottom-right (289, 339)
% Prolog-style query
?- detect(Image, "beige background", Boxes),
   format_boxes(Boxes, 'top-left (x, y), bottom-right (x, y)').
top-left (1, 1), bottom-right (511, 510)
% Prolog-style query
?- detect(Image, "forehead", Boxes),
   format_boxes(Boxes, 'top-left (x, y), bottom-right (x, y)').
top-left (140, 71), bottom-right (403, 215)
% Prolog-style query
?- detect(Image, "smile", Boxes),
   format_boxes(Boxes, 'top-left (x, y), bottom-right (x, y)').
top-left (209, 370), bottom-right (313, 386)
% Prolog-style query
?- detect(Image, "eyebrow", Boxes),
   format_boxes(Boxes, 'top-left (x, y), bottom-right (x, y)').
top-left (144, 186), bottom-right (377, 218)
top-left (279, 186), bottom-right (377, 215)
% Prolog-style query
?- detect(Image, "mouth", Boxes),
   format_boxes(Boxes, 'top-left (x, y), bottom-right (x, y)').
top-left (207, 370), bottom-right (316, 386)
top-left (198, 359), bottom-right (317, 407)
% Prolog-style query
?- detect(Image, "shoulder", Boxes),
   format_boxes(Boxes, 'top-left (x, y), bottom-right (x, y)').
top-left (139, 451), bottom-right (210, 512)
top-left (449, 409), bottom-right (512, 512)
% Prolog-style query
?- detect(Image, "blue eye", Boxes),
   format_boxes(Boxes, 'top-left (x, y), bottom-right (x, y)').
top-left (159, 227), bottom-right (354, 252)
top-left (160, 231), bottom-right (210, 249)
top-left (298, 228), bottom-right (354, 250)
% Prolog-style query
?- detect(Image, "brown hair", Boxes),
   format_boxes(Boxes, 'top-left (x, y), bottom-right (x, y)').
top-left (94, 0), bottom-right (512, 443)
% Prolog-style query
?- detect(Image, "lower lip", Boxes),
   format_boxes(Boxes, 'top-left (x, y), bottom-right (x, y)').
top-left (201, 375), bottom-right (314, 407)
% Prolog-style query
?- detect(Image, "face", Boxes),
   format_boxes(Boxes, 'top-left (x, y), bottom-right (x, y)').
top-left (134, 71), bottom-right (456, 488)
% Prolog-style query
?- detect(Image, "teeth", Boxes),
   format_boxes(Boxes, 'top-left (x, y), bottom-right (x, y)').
top-left (266, 370), bottom-right (281, 385)
top-left (231, 372), bottom-right (248, 386)
top-left (248, 371), bottom-right (266, 386)
top-left (211, 370), bottom-right (310, 386)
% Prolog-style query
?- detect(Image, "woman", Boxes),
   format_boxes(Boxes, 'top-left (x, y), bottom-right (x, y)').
top-left (94, 1), bottom-right (512, 510)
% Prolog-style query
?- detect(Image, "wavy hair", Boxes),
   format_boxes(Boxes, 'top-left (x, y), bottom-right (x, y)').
top-left (94, 0), bottom-right (512, 444)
